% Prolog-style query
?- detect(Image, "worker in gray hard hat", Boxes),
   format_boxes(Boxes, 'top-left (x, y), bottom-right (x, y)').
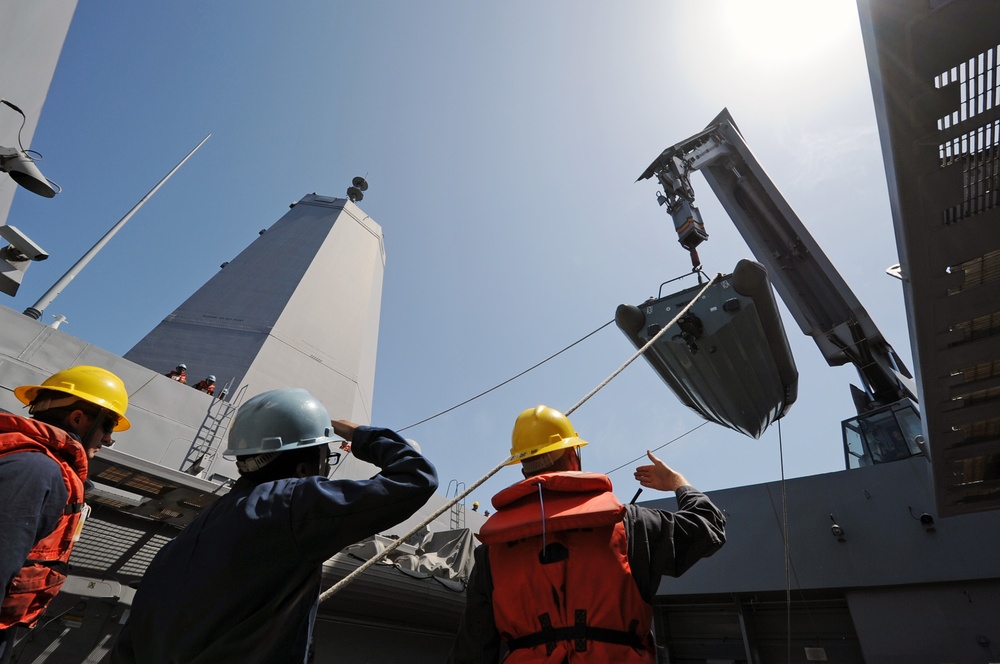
top-left (110, 387), bottom-right (438, 663)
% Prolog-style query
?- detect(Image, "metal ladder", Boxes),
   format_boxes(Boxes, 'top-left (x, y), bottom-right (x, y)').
top-left (183, 378), bottom-right (246, 477)
top-left (446, 479), bottom-right (467, 530)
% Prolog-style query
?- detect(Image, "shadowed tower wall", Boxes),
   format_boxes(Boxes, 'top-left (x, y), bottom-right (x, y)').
top-left (124, 193), bottom-right (384, 424)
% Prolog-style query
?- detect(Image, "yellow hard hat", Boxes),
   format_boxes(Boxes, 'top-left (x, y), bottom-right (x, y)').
top-left (506, 405), bottom-right (588, 466)
top-left (15, 365), bottom-right (131, 431)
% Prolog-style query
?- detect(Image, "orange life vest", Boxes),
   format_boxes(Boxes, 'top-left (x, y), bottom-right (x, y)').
top-left (0, 414), bottom-right (89, 629)
top-left (479, 472), bottom-right (654, 662)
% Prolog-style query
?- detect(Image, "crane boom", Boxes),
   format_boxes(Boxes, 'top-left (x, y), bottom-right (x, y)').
top-left (639, 109), bottom-right (915, 412)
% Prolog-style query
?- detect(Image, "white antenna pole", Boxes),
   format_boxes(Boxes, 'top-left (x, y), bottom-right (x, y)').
top-left (23, 134), bottom-right (211, 320)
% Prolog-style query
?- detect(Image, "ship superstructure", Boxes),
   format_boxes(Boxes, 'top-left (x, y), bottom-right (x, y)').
top-left (0, 191), bottom-right (475, 663)
top-left (1, 0), bottom-right (998, 662)
top-left (634, 1), bottom-right (1000, 661)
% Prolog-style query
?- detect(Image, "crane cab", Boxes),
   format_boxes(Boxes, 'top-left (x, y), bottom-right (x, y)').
top-left (842, 399), bottom-right (924, 468)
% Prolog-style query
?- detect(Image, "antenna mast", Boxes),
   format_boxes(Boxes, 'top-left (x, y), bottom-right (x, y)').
top-left (23, 134), bottom-right (210, 320)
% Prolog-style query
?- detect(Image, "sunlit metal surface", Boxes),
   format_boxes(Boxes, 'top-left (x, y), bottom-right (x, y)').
top-left (87, 447), bottom-right (227, 527)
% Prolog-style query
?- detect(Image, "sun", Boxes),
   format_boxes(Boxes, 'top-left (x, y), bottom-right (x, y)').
top-left (716, 0), bottom-right (858, 68)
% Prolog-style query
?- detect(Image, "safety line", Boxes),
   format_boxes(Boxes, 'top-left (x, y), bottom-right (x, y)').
top-left (602, 421), bottom-right (709, 476)
top-left (778, 417), bottom-right (824, 648)
top-left (396, 320), bottom-right (615, 433)
top-left (319, 273), bottom-right (721, 603)
top-left (772, 418), bottom-right (824, 655)
top-left (780, 418), bottom-right (790, 664)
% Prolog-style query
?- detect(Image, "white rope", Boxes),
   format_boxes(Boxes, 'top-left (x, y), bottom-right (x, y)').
top-left (318, 455), bottom-right (510, 603)
top-left (566, 273), bottom-right (720, 416)
top-left (319, 272), bottom-right (721, 603)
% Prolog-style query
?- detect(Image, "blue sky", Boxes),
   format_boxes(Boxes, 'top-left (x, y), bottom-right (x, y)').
top-left (6, 1), bottom-right (909, 508)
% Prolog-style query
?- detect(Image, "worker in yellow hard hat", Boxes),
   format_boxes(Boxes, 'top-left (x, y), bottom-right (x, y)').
top-left (448, 405), bottom-right (727, 663)
top-left (0, 366), bottom-right (131, 660)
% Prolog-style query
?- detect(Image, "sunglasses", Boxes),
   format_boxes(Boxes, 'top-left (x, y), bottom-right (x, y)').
top-left (80, 409), bottom-right (118, 435)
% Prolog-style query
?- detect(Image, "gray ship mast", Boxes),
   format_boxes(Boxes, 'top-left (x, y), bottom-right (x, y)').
top-left (23, 134), bottom-right (210, 319)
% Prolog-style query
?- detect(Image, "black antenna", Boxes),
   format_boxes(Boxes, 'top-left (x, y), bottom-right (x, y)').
top-left (347, 176), bottom-right (368, 202)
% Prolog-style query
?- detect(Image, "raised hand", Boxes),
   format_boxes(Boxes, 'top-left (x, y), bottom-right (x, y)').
top-left (633, 450), bottom-right (690, 493)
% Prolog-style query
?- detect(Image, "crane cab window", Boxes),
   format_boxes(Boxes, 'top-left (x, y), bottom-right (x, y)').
top-left (843, 400), bottom-right (923, 469)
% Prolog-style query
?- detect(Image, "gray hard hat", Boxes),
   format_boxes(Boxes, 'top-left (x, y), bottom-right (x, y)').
top-left (224, 388), bottom-right (336, 457)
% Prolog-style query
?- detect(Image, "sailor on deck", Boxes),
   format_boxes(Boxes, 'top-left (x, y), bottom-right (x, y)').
top-left (448, 405), bottom-right (726, 663)
top-left (193, 375), bottom-right (216, 396)
top-left (0, 366), bottom-right (130, 664)
top-left (165, 364), bottom-right (187, 384)
top-left (110, 387), bottom-right (438, 664)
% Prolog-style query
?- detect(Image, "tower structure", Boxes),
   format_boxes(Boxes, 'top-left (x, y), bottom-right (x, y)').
top-left (125, 193), bottom-right (384, 425)
top-left (859, 0), bottom-right (1000, 516)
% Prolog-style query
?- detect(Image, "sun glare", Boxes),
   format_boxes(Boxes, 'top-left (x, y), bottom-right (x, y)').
top-left (718, 1), bottom-right (857, 68)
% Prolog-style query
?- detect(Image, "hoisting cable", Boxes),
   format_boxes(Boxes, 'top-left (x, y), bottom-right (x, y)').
top-left (319, 273), bottom-right (722, 603)
top-left (779, 418), bottom-right (792, 664)
top-left (777, 416), bottom-right (824, 653)
top-left (396, 319), bottom-right (615, 433)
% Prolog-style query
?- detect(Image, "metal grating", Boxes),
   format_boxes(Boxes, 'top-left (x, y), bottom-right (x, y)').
top-left (953, 384), bottom-right (1000, 407)
top-left (122, 474), bottom-right (176, 496)
top-left (935, 46), bottom-right (998, 131)
top-left (68, 517), bottom-right (171, 577)
top-left (948, 452), bottom-right (1000, 507)
top-left (947, 249), bottom-right (1000, 294)
top-left (951, 359), bottom-right (1000, 383)
top-left (94, 466), bottom-right (179, 498)
top-left (89, 495), bottom-right (134, 509)
top-left (954, 416), bottom-right (1000, 446)
top-left (950, 311), bottom-right (1000, 345)
top-left (118, 533), bottom-right (173, 576)
top-left (936, 48), bottom-right (1000, 224)
top-left (95, 466), bottom-right (131, 483)
top-left (940, 119), bottom-right (999, 223)
top-left (149, 508), bottom-right (184, 520)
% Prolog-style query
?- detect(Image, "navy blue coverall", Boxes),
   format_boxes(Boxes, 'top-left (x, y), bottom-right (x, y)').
top-left (112, 426), bottom-right (438, 664)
